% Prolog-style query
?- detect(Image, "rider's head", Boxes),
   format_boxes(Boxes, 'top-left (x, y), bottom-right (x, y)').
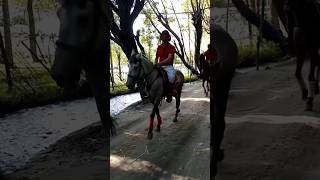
top-left (160, 30), bottom-right (171, 43)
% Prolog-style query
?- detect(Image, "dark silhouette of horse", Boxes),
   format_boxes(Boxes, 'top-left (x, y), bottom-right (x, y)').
top-left (281, 0), bottom-right (320, 110)
top-left (209, 24), bottom-right (238, 178)
top-left (51, 0), bottom-right (114, 134)
top-left (199, 54), bottom-right (211, 96)
top-left (126, 51), bottom-right (184, 139)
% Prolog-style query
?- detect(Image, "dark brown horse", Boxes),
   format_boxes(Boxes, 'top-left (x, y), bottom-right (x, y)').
top-left (126, 51), bottom-right (184, 139)
top-left (199, 54), bottom-right (211, 96)
top-left (209, 24), bottom-right (238, 178)
top-left (51, 0), bottom-right (114, 134)
top-left (281, 0), bottom-right (320, 110)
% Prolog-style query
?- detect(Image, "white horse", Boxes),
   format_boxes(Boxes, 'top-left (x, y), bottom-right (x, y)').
top-left (126, 51), bottom-right (184, 139)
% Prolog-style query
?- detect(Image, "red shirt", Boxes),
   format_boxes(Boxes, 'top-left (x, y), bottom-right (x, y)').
top-left (204, 48), bottom-right (217, 64)
top-left (156, 43), bottom-right (176, 65)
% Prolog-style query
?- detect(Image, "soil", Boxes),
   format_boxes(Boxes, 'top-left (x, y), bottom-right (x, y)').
top-left (6, 60), bottom-right (320, 180)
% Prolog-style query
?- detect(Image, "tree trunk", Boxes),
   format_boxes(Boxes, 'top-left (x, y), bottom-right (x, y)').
top-left (2, 0), bottom-right (13, 67)
top-left (245, 0), bottom-right (253, 46)
top-left (117, 50), bottom-right (123, 81)
top-left (271, 0), bottom-right (288, 32)
top-left (192, 4), bottom-right (203, 71)
top-left (231, 0), bottom-right (285, 44)
top-left (250, 0), bottom-right (256, 13)
top-left (256, 0), bottom-right (265, 71)
top-left (27, 0), bottom-right (38, 62)
top-left (270, 0), bottom-right (280, 29)
top-left (110, 0), bottom-right (145, 59)
top-left (226, 0), bottom-right (230, 32)
top-left (110, 54), bottom-right (115, 90)
top-left (0, 31), bottom-right (13, 91)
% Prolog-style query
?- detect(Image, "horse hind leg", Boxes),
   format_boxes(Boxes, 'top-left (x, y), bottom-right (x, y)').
top-left (207, 78), bottom-right (210, 93)
top-left (174, 89), bottom-right (181, 122)
top-left (203, 79), bottom-right (208, 96)
top-left (147, 106), bottom-right (157, 139)
top-left (315, 66), bottom-right (320, 95)
top-left (306, 47), bottom-right (319, 111)
top-left (155, 106), bottom-right (162, 132)
top-left (294, 27), bottom-right (308, 101)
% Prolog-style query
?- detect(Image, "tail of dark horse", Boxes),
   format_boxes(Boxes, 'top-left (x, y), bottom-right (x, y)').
top-left (176, 70), bottom-right (184, 90)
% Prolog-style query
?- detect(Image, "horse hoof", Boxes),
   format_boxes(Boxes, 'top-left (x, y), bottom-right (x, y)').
top-left (173, 118), bottom-right (178, 122)
top-left (147, 132), bottom-right (153, 139)
top-left (302, 89), bottom-right (308, 101)
top-left (315, 86), bottom-right (319, 95)
top-left (305, 98), bottom-right (313, 111)
top-left (305, 105), bottom-right (313, 111)
top-left (156, 125), bottom-right (161, 132)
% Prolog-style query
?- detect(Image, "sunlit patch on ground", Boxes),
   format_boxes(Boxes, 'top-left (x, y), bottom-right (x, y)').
top-left (124, 131), bottom-right (145, 139)
top-left (110, 154), bottom-right (162, 173)
top-left (180, 97), bottom-right (209, 102)
top-left (170, 174), bottom-right (199, 180)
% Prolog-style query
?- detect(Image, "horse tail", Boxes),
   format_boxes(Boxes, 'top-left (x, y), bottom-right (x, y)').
top-left (176, 70), bottom-right (184, 87)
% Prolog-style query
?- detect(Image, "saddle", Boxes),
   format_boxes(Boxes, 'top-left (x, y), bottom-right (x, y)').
top-left (155, 66), bottom-right (177, 97)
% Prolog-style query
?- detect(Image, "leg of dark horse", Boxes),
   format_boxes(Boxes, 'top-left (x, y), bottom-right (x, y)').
top-left (207, 77), bottom-right (210, 92)
top-left (174, 90), bottom-right (181, 122)
top-left (306, 46), bottom-right (319, 111)
top-left (293, 27), bottom-right (308, 100)
top-left (203, 79), bottom-right (207, 96)
top-left (84, 53), bottom-right (109, 133)
top-left (210, 67), bottom-right (234, 178)
top-left (315, 66), bottom-right (320, 94)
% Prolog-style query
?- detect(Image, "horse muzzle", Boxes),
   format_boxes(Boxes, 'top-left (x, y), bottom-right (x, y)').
top-left (51, 47), bottom-right (82, 88)
top-left (126, 82), bottom-right (135, 90)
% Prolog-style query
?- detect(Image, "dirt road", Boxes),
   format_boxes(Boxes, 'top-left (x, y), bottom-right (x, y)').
top-left (7, 60), bottom-right (320, 180)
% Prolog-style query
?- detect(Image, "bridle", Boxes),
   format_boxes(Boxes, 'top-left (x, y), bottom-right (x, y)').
top-left (127, 56), bottom-right (155, 87)
top-left (127, 60), bottom-right (143, 83)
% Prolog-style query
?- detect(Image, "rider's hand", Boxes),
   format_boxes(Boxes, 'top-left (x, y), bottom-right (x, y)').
top-left (154, 63), bottom-right (160, 68)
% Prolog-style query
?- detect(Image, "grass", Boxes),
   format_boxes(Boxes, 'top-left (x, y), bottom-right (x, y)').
top-left (0, 41), bottom-right (282, 115)
top-left (237, 41), bottom-right (285, 68)
top-left (0, 67), bottom-right (64, 115)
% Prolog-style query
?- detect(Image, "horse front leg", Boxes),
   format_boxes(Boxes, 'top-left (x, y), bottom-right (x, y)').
top-left (84, 54), bottom-right (112, 135)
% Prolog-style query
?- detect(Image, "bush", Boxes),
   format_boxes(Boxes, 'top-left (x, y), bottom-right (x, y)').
top-left (12, 15), bottom-right (28, 25)
top-left (237, 41), bottom-right (285, 68)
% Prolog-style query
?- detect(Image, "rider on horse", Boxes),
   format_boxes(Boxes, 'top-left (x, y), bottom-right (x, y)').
top-left (154, 30), bottom-right (177, 103)
top-left (203, 43), bottom-right (218, 65)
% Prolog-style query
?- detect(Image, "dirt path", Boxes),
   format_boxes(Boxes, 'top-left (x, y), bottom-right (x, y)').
top-left (6, 60), bottom-right (320, 180)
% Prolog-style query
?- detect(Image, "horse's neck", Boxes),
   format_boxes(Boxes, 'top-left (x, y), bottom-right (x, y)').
top-left (140, 58), bottom-right (158, 85)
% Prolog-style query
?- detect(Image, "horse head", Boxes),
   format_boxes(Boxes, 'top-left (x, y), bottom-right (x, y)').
top-left (51, 0), bottom-right (107, 89)
top-left (126, 50), bottom-right (146, 89)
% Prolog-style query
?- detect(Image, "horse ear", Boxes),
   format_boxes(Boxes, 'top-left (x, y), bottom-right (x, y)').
top-left (131, 49), bottom-right (137, 57)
